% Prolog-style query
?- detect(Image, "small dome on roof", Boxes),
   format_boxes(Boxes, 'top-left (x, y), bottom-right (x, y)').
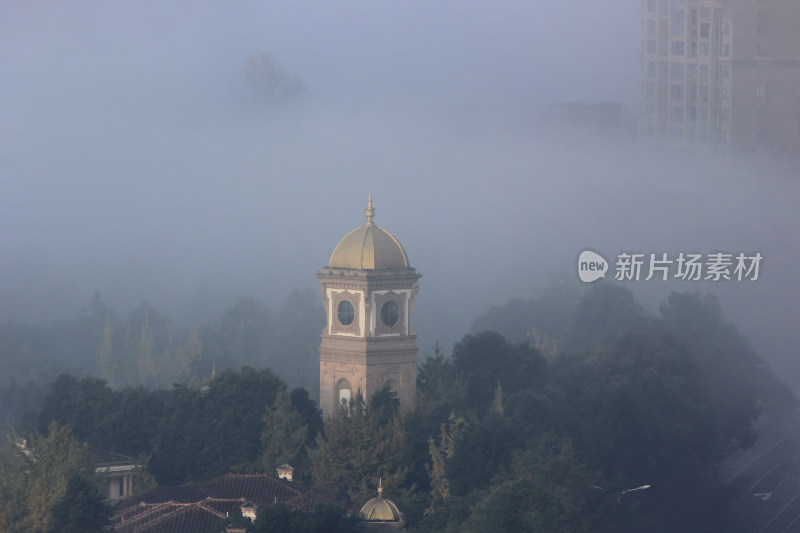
top-left (359, 479), bottom-right (401, 522)
top-left (329, 195), bottom-right (410, 270)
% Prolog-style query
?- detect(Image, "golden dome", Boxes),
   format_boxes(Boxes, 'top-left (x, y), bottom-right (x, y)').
top-left (329, 195), bottom-right (410, 270)
top-left (359, 479), bottom-right (401, 522)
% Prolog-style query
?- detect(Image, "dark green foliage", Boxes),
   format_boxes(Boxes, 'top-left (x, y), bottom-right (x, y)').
top-left (562, 282), bottom-right (645, 352)
top-left (447, 414), bottom-right (520, 497)
top-left (248, 503), bottom-right (363, 533)
top-left (660, 292), bottom-right (762, 450)
top-left (311, 393), bottom-right (408, 505)
top-left (261, 389), bottom-right (309, 477)
top-left (48, 474), bottom-right (112, 533)
top-left (460, 434), bottom-right (602, 533)
top-left (37, 367), bottom-right (285, 486)
top-left (452, 331), bottom-right (547, 414)
top-left (555, 320), bottom-right (715, 483)
top-left (36, 375), bottom-right (119, 449)
top-left (0, 423), bottom-right (97, 533)
top-left (290, 387), bottom-right (324, 442)
top-left (370, 384), bottom-right (400, 425)
top-left (150, 366), bottom-right (283, 484)
top-left (18, 282), bottom-right (778, 532)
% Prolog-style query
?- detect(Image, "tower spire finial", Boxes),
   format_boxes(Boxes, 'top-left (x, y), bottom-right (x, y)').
top-left (364, 193), bottom-right (375, 226)
top-left (377, 477), bottom-right (383, 498)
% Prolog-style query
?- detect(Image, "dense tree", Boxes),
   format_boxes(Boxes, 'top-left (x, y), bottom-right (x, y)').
top-left (151, 366), bottom-right (283, 484)
top-left (261, 389), bottom-right (309, 475)
top-left (15, 281), bottom-right (782, 532)
top-left (659, 292), bottom-right (762, 450)
top-left (311, 393), bottom-right (408, 505)
top-left (562, 282), bottom-right (645, 352)
top-left (426, 413), bottom-right (465, 513)
top-left (548, 319), bottom-right (720, 529)
top-left (369, 384), bottom-right (401, 425)
top-left (248, 503), bottom-right (363, 533)
top-left (459, 434), bottom-right (603, 533)
top-left (48, 473), bottom-right (112, 533)
top-left (451, 331), bottom-right (547, 415)
top-left (37, 375), bottom-right (119, 449)
top-left (0, 423), bottom-right (97, 533)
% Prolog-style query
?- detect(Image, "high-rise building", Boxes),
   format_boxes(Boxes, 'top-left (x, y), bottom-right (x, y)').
top-left (639, 0), bottom-right (800, 154)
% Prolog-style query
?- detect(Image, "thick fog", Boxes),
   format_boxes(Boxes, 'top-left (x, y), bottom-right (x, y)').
top-left (2, 3), bottom-right (799, 387)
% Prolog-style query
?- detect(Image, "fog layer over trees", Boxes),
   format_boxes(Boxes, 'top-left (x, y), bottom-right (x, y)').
top-left (1, 3), bottom-right (799, 530)
top-left (2, 2), bottom-right (798, 385)
top-left (3, 283), bottom-right (790, 531)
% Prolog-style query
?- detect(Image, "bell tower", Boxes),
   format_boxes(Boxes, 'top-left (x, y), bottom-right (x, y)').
top-left (317, 195), bottom-right (421, 416)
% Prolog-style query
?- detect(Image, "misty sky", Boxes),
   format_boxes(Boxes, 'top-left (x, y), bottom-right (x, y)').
top-left (2, 3), bottom-right (799, 386)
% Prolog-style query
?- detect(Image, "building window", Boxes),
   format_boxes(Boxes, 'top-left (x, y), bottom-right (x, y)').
top-left (720, 86), bottom-right (729, 98)
top-left (647, 39), bottom-right (657, 54)
top-left (724, 21), bottom-right (731, 35)
top-left (648, 62), bottom-right (656, 78)
top-left (721, 109), bottom-right (730, 122)
top-left (671, 9), bottom-right (685, 37)
top-left (648, 19), bottom-right (656, 36)
top-left (645, 102), bottom-right (656, 115)
top-left (646, 82), bottom-right (656, 99)
top-left (337, 301), bottom-right (355, 326)
top-left (699, 7), bottom-right (711, 18)
top-left (689, 106), bottom-right (697, 121)
top-left (699, 129), bottom-right (708, 143)
top-left (699, 107), bottom-right (708, 121)
top-left (670, 105), bottom-right (684, 123)
top-left (671, 41), bottom-right (685, 55)
top-left (380, 301), bottom-right (399, 328)
top-left (670, 126), bottom-right (684, 140)
top-left (648, 0), bottom-right (656, 12)
top-left (336, 379), bottom-right (352, 410)
top-left (721, 43), bottom-right (730, 57)
top-left (700, 22), bottom-right (710, 38)
top-left (670, 84), bottom-right (685, 101)
top-left (700, 42), bottom-right (710, 57)
top-left (669, 9), bottom-right (686, 37)
top-left (688, 64), bottom-right (697, 81)
top-left (754, 86), bottom-right (764, 98)
top-left (700, 65), bottom-right (709, 82)
top-left (699, 86), bottom-right (709, 103)
top-left (670, 62), bottom-right (685, 80)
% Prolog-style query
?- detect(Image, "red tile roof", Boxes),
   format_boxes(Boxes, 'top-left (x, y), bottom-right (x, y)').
top-left (109, 473), bottom-right (347, 533)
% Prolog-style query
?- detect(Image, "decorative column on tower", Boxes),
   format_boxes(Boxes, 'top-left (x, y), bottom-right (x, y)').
top-left (317, 195), bottom-right (421, 416)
